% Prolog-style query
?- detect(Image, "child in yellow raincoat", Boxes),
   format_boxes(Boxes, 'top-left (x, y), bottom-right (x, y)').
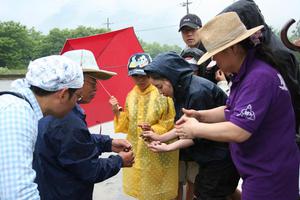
top-left (109, 53), bottom-right (178, 200)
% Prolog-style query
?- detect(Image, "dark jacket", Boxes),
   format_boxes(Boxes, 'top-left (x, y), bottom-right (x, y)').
top-left (33, 105), bottom-right (122, 200)
top-left (145, 52), bottom-right (230, 164)
top-left (221, 0), bottom-right (300, 135)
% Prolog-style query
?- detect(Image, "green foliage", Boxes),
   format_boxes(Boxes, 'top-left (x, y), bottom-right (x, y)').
top-left (0, 67), bottom-right (26, 75)
top-left (36, 26), bottom-right (108, 58)
top-left (0, 21), bottom-right (109, 70)
top-left (0, 20), bottom-right (182, 71)
top-left (0, 21), bottom-right (33, 68)
top-left (139, 39), bottom-right (181, 58)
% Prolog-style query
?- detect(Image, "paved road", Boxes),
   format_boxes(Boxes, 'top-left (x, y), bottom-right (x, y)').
top-left (0, 79), bottom-right (13, 91)
top-left (89, 123), bottom-right (136, 200)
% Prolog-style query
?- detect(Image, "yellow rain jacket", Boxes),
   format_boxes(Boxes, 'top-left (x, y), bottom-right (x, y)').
top-left (114, 84), bottom-right (178, 200)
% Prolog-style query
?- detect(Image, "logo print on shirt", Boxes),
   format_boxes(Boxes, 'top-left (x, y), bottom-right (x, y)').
top-left (236, 104), bottom-right (256, 121)
top-left (277, 74), bottom-right (288, 91)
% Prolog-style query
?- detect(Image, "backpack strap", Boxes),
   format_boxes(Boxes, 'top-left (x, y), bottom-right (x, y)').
top-left (0, 91), bottom-right (33, 109)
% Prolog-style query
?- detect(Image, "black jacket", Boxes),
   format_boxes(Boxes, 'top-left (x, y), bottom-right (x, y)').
top-left (145, 52), bottom-right (230, 164)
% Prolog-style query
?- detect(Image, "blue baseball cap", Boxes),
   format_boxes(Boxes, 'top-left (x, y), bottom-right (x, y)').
top-left (127, 53), bottom-right (152, 76)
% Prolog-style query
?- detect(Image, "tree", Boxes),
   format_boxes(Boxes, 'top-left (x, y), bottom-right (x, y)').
top-left (0, 20), bottom-right (182, 69)
top-left (0, 21), bottom-right (33, 68)
top-left (139, 39), bottom-right (181, 58)
top-left (37, 28), bottom-right (71, 57)
top-left (28, 28), bottom-right (45, 60)
top-left (69, 26), bottom-right (107, 38)
top-left (37, 26), bottom-right (108, 58)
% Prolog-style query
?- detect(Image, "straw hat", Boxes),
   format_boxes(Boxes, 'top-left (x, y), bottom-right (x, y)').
top-left (197, 12), bottom-right (264, 65)
top-left (62, 49), bottom-right (117, 80)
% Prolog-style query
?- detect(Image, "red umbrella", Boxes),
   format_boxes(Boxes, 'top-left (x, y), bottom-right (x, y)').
top-left (61, 27), bottom-right (144, 127)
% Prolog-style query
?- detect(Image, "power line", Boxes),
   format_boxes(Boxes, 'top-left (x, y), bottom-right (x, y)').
top-left (136, 25), bottom-right (177, 32)
top-left (103, 18), bottom-right (113, 29)
top-left (180, 0), bottom-right (192, 14)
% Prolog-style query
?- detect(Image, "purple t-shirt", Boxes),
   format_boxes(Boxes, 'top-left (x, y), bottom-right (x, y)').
top-left (224, 50), bottom-right (299, 200)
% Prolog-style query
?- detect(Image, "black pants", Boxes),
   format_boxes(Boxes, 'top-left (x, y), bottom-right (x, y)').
top-left (193, 161), bottom-right (240, 200)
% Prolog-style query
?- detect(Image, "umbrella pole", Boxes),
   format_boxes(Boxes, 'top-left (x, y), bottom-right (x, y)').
top-left (98, 81), bottom-right (123, 111)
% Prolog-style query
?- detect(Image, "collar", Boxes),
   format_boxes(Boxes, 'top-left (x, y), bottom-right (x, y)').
top-left (74, 103), bottom-right (85, 115)
top-left (13, 83), bottom-right (43, 120)
top-left (133, 84), bottom-right (156, 95)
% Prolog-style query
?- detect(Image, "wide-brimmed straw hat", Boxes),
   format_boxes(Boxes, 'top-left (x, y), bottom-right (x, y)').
top-left (197, 12), bottom-right (264, 65)
top-left (62, 49), bottom-right (117, 80)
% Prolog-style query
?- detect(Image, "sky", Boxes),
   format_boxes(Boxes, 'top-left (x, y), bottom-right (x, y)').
top-left (0, 0), bottom-right (299, 48)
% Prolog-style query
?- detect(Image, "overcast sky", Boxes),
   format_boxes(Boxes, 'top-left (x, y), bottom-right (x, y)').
top-left (0, 0), bottom-right (299, 48)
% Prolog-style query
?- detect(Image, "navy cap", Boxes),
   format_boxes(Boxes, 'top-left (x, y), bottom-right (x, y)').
top-left (127, 53), bottom-right (152, 76)
top-left (181, 47), bottom-right (205, 61)
top-left (179, 14), bottom-right (202, 32)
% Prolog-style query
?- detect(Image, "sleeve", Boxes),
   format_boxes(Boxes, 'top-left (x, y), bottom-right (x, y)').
top-left (228, 72), bottom-right (274, 134)
top-left (113, 95), bottom-right (129, 134)
top-left (54, 119), bottom-right (122, 183)
top-left (91, 134), bottom-right (112, 153)
top-left (0, 103), bottom-right (40, 200)
top-left (151, 97), bottom-right (176, 135)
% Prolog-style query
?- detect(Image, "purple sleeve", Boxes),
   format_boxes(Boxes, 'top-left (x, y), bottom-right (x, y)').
top-left (228, 72), bottom-right (275, 134)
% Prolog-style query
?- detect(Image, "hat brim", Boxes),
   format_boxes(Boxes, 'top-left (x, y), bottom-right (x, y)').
top-left (197, 25), bottom-right (264, 65)
top-left (128, 69), bottom-right (146, 76)
top-left (83, 68), bottom-right (117, 80)
top-left (179, 22), bottom-right (200, 32)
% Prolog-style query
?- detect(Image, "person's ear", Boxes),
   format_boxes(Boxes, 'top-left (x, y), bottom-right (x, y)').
top-left (56, 88), bottom-right (69, 102)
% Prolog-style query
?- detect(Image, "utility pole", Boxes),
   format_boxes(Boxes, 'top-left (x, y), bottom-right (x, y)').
top-left (103, 18), bottom-right (113, 30)
top-left (180, 0), bottom-right (192, 14)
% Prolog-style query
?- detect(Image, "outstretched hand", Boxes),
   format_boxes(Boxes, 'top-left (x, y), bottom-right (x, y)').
top-left (147, 141), bottom-right (169, 153)
top-left (140, 130), bottom-right (160, 143)
top-left (180, 108), bottom-right (203, 122)
top-left (175, 115), bottom-right (199, 139)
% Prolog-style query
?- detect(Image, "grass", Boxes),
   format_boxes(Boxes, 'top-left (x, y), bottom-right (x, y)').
top-left (0, 67), bottom-right (26, 75)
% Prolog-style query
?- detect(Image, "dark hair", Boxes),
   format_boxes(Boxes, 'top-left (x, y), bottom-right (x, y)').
top-left (239, 39), bottom-right (287, 80)
top-left (146, 72), bottom-right (167, 81)
top-left (30, 86), bottom-right (78, 100)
